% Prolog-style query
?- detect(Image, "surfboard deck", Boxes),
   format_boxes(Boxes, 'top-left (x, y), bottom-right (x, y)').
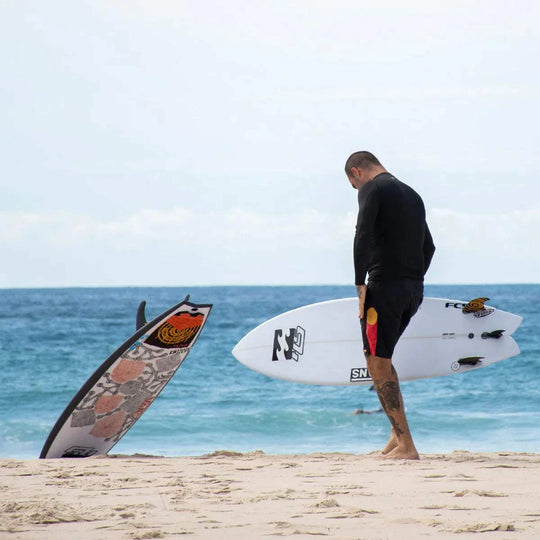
top-left (40, 297), bottom-right (212, 459)
top-left (232, 297), bottom-right (522, 386)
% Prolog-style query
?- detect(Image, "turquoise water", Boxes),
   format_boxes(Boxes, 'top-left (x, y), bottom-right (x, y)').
top-left (0, 285), bottom-right (538, 459)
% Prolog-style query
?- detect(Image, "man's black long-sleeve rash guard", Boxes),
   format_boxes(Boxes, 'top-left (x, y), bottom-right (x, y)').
top-left (354, 172), bottom-right (435, 286)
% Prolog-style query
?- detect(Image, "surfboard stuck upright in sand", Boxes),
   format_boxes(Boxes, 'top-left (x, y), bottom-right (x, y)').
top-left (41, 296), bottom-right (212, 459)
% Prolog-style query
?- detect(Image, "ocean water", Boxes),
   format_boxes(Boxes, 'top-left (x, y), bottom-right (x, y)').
top-left (0, 284), bottom-right (538, 459)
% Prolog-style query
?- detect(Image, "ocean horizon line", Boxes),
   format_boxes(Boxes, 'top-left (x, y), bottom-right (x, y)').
top-left (1, 282), bottom-right (538, 291)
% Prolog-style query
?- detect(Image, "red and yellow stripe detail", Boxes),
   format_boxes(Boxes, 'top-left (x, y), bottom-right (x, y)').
top-left (366, 307), bottom-right (378, 356)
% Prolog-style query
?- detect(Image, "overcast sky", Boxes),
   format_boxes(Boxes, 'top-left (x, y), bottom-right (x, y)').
top-left (1, 1), bottom-right (539, 287)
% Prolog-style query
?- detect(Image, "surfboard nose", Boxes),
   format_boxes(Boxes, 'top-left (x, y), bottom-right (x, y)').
top-left (231, 341), bottom-right (248, 365)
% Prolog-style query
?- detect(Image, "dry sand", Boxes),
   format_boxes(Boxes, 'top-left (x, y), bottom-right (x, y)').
top-left (1, 450), bottom-right (539, 539)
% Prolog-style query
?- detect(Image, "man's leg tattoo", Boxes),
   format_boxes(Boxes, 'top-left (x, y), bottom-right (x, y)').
top-left (373, 367), bottom-right (404, 436)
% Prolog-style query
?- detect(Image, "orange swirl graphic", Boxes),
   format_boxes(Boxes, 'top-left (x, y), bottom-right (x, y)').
top-left (157, 322), bottom-right (200, 345)
top-left (154, 313), bottom-right (204, 346)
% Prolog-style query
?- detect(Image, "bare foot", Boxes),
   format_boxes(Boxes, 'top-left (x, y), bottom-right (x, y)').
top-left (381, 445), bottom-right (420, 460)
top-left (381, 435), bottom-right (398, 455)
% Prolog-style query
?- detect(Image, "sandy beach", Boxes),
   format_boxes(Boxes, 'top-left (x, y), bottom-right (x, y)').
top-left (1, 450), bottom-right (539, 539)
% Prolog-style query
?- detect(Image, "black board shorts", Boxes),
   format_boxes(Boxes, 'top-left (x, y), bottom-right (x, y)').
top-left (360, 280), bottom-right (424, 359)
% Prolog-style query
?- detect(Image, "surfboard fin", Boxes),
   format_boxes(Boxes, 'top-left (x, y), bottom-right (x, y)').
top-left (458, 356), bottom-right (484, 366)
top-left (481, 330), bottom-right (505, 339)
top-left (136, 301), bottom-right (147, 331)
top-left (136, 296), bottom-right (191, 331)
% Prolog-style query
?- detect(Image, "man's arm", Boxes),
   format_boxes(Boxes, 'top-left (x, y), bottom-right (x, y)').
top-left (353, 186), bottom-right (379, 318)
top-left (423, 221), bottom-right (435, 275)
top-left (353, 187), bottom-right (379, 287)
top-left (356, 284), bottom-right (367, 319)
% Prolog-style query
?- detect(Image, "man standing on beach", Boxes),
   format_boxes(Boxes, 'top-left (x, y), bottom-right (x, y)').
top-left (345, 151), bottom-right (435, 460)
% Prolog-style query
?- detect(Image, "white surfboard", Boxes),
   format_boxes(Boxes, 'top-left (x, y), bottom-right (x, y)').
top-left (232, 297), bottom-right (522, 386)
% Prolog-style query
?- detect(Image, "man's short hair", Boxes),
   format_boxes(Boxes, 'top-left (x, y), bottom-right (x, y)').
top-left (344, 151), bottom-right (382, 175)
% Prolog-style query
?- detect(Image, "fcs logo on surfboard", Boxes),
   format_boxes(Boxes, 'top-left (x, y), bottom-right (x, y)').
top-left (350, 367), bottom-right (372, 382)
top-left (272, 326), bottom-right (305, 362)
top-left (445, 298), bottom-right (495, 318)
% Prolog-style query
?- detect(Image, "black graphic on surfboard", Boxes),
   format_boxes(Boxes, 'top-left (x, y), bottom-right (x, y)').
top-left (272, 326), bottom-right (305, 362)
